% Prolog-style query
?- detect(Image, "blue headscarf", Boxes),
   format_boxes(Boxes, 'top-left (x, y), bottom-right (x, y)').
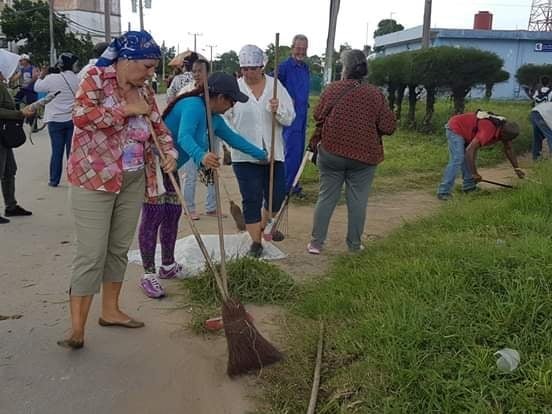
top-left (96, 31), bottom-right (161, 67)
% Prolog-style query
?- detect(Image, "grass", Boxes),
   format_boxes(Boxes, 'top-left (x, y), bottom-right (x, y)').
top-left (179, 257), bottom-right (297, 333)
top-left (298, 98), bottom-right (534, 199)
top-left (258, 163), bottom-right (552, 413)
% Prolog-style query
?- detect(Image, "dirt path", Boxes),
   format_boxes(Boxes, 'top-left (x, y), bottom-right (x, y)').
top-left (0, 99), bottom-right (529, 413)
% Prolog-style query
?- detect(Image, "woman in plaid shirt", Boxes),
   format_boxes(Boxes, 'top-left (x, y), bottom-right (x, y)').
top-left (58, 31), bottom-right (178, 349)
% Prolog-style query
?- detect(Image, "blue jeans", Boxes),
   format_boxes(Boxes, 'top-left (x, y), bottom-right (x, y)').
top-left (181, 159), bottom-right (215, 213)
top-left (531, 111), bottom-right (552, 160)
top-left (232, 161), bottom-right (286, 224)
top-left (47, 121), bottom-right (73, 186)
top-left (437, 127), bottom-right (475, 196)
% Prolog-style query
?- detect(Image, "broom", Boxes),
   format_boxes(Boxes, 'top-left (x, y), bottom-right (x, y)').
top-left (263, 32), bottom-right (280, 242)
top-left (270, 150), bottom-right (313, 240)
top-left (219, 174), bottom-right (246, 231)
top-left (146, 115), bottom-right (281, 376)
top-left (481, 179), bottom-right (513, 189)
top-left (202, 65), bottom-right (283, 376)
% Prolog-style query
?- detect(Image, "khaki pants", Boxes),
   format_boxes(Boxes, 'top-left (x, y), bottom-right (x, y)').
top-left (70, 171), bottom-right (145, 296)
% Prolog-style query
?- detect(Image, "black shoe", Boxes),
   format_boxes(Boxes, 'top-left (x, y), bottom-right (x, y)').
top-left (0, 216), bottom-right (9, 224)
top-left (248, 242), bottom-right (263, 258)
top-left (5, 205), bottom-right (32, 217)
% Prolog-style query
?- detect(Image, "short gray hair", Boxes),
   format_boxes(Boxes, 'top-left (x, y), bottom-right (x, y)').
top-left (292, 34), bottom-right (308, 47)
top-left (341, 49), bottom-right (368, 80)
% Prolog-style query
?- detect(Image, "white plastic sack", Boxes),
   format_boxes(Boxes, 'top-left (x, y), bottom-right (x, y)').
top-left (0, 49), bottom-right (21, 80)
top-left (128, 233), bottom-right (287, 275)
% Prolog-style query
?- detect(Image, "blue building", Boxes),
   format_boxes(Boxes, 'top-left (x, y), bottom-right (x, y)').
top-left (373, 25), bottom-right (552, 99)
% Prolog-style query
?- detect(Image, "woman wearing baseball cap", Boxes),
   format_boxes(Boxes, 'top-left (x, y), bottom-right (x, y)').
top-left (135, 71), bottom-right (267, 299)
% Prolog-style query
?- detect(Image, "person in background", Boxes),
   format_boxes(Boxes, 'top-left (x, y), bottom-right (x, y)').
top-left (12, 54), bottom-right (38, 129)
top-left (151, 72), bottom-right (158, 94)
top-left (307, 49), bottom-right (396, 255)
top-left (0, 71), bottom-right (35, 224)
top-left (437, 112), bottom-right (525, 200)
top-left (166, 51), bottom-right (198, 105)
top-left (531, 99), bottom-right (552, 160)
top-left (78, 42), bottom-right (109, 80)
top-left (138, 72), bottom-right (267, 298)
top-left (13, 54), bottom-right (38, 108)
top-left (58, 31), bottom-right (177, 349)
top-left (277, 34), bottom-right (310, 197)
top-left (34, 52), bottom-right (80, 187)
top-left (227, 44), bottom-right (295, 258)
top-left (533, 75), bottom-right (552, 105)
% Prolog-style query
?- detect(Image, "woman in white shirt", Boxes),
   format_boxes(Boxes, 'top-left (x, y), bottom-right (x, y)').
top-left (34, 53), bottom-right (79, 187)
top-left (227, 44), bottom-right (295, 258)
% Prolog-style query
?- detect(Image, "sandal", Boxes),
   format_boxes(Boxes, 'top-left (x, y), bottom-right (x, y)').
top-left (57, 338), bottom-right (84, 349)
top-left (98, 317), bottom-right (145, 328)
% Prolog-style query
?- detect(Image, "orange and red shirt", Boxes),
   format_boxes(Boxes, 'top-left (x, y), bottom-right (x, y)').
top-left (67, 65), bottom-right (177, 197)
top-left (448, 112), bottom-right (501, 147)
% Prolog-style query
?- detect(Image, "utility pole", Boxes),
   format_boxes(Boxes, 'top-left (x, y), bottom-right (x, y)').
top-left (104, 0), bottom-right (111, 42)
top-left (422, 0), bottom-right (432, 48)
top-left (188, 32), bottom-right (202, 52)
top-left (161, 40), bottom-right (166, 87)
top-left (205, 44), bottom-right (217, 67)
top-left (139, 0), bottom-right (144, 30)
top-left (324, 0), bottom-right (340, 85)
top-left (48, 0), bottom-right (55, 66)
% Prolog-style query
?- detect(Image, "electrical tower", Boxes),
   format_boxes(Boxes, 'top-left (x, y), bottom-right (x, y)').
top-left (528, 0), bottom-right (552, 31)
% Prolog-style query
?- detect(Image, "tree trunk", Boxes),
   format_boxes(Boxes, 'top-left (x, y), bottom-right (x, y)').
top-left (407, 84), bottom-right (417, 128)
top-left (484, 83), bottom-right (493, 100)
top-left (452, 88), bottom-right (465, 114)
top-left (421, 86), bottom-right (436, 132)
top-left (387, 84), bottom-right (396, 111)
top-left (396, 84), bottom-right (406, 120)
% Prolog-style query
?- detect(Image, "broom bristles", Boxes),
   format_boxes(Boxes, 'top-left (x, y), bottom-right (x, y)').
top-left (222, 299), bottom-right (283, 377)
top-left (229, 200), bottom-right (246, 231)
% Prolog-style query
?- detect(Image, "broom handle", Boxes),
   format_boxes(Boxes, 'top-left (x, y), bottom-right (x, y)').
top-left (268, 32), bottom-right (280, 221)
top-left (146, 118), bottom-right (229, 301)
top-left (273, 151), bottom-right (311, 229)
top-left (481, 179), bottom-right (513, 188)
top-left (202, 63), bottom-right (230, 297)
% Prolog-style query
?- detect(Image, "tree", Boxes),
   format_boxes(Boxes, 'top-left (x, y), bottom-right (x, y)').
top-left (158, 44), bottom-right (175, 76)
top-left (1, 0), bottom-right (94, 66)
top-left (305, 54), bottom-right (323, 76)
top-left (484, 69), bottom-right (509, 100)
top-left (515, 63), bottom-right (552, 99)
top-left (441, 47), bottom-right (504, 114)
top-left (369, 52), bottom-right (414, 124)
top-left (264, 43), bottom-right (291, 73)
top-left (374, 19), bottom-right (404, 37)
top-left (215, 50), bottom-right (239, 75)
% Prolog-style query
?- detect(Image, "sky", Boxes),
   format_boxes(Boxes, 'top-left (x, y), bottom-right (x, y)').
top-left (120, 0), bottom-right (533, 57)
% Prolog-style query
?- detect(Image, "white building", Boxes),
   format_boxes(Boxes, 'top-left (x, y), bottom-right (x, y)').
top-left (54, 0), bottom-right (122, 42)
